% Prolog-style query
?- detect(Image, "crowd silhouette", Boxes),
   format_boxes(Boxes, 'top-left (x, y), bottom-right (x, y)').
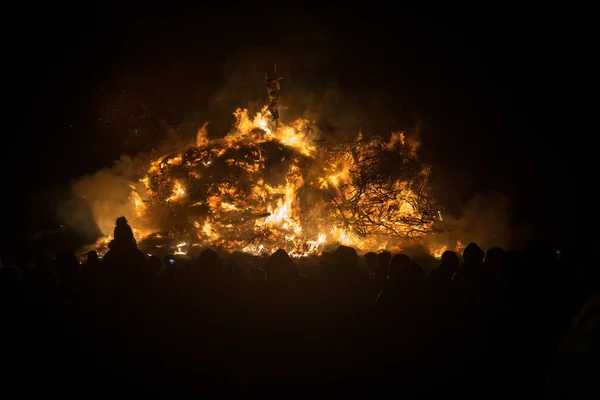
top-left (1, 217), bottom-right (592, 398)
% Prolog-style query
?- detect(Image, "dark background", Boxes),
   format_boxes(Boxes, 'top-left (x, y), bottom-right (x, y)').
top-left (0, 3), bottom-right (573, 258)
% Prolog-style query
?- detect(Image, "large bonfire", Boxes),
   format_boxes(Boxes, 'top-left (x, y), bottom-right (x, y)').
top-left (90, 105), bottom-right (448, 258)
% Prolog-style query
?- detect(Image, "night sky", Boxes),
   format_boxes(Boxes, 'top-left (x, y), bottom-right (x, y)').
top-left (1, 3), bottom-right (573, 257)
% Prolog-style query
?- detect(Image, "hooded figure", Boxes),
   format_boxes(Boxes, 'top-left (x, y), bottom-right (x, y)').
top-left (102, 216), bottom-right (147, 287)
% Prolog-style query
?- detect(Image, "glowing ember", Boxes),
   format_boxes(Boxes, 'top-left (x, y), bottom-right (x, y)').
top-left (175, 242), bottom-right (187, 255)
top-left (89, 104), bottom-right (449, 258)
top-left (166, 180), bottom-right (186, 202)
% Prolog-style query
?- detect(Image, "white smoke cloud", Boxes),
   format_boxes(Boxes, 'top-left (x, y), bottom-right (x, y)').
top-left (421, 190), bottom-right (512, 256)
top-left (454, 191), bottom-right (512, 250)
top-left (69, 155), bottom-right (140, 237)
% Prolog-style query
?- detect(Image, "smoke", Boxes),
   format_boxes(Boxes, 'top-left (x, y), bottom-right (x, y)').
top-left (454, 191), bottom-right (512, 249)
top-left (57, 152), bottom-right (169, 246)
top-left (422, 190), bottom-right (512, 254)
top-left (288, 84), bottom-right (404, 140)
top-left (209, 40), bottom-right (413, 142)
top-left (57, 156), bottom-right (138, 238)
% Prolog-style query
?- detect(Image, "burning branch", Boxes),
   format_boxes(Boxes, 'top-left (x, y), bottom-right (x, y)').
top-left (324, 135), bottom-right (441, 242)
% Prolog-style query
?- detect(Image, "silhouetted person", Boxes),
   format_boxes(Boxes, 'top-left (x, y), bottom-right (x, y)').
top-left (29, 268), bottom-right (60, 304)
top-left (333, 245), bottom-right (359, 282)
top-left (377, 254), bottom-right (423, 313)
top-left (546, 293), bottom-right (600, 399)
top-left (102, 217), bottom-right (147, 289)
top-left (54, 249), bottom-right (82, 305)
top-left (364, 251), bottom-right (378, 276)
top-left (429, 250), bottom-right (459, 289)
top-left (481, 247), bottom-right (504, 309)
top-left (98, 217), bottom-right (149, 372)
top-left (265, 248), bottom-right (299, 288)
top-left (83, 250), bottom-right (101, 284)
top-left (86, 250), bottom-right (100, 268)
top-left (248, 267), bottom-right (266, 287)
top-left (452, 243), bottom-right (485, 314)
top-left (190, 249), bottom-right (222, 292)
top-left (145, 254), bottom-right (160, 275)
top-left (157, 254), bottom-right (176, 293)
top-left (373, 250), bottom-right (391, 291)
top-left (219, 259), bottom-right (247, 320)
top-left (246, 267), bottom-right (268, 310)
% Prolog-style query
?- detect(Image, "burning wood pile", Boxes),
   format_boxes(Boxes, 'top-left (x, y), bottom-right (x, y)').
top-left (95, 104), bottom-right (444, 259)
